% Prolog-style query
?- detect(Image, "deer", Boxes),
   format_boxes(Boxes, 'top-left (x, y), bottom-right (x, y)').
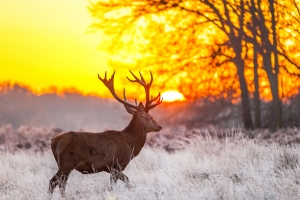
top-left (48, 70), bottom-right (163, 196)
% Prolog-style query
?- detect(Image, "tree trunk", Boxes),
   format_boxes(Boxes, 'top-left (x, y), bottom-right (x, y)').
top-left (249, 0), bottom-right (261, 128)
top-left (255, 0), bottom-right (282, 129)
top-left (253, 50), bottom-right (261, 128)
top-left (268, 70), bottom-right (282, 129)
top-left (263, 53), bottom-right (282, 129)
top-left (269, 0), bottom-right (282, 129)
top-left (235, 56), bottom-right (253, 129)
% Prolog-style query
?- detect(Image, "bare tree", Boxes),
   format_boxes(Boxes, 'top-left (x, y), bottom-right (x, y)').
top-left (89, 0), bottom-right (300, 129)
top-left (89, 0), bottom-right (254, 128)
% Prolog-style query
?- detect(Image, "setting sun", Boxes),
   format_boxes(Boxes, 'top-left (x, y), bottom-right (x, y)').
top-left (162, 90), bottom-right (185, 102)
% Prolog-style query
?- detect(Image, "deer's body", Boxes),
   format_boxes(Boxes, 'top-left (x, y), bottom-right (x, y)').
top-left (48, 71), bottom-right (162, 196)
top-left (51, 131), bottom-right (132, 174)
top-left (51, 113), bottom-right (150, 174)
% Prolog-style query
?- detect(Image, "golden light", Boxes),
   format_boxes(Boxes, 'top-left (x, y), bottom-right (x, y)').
top-left (0, 0), bottom-right (110, 97)
top-left (162, 90), bottom-right (185, 102)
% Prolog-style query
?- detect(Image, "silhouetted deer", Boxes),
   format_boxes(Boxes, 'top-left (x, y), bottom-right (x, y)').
top-left (48, 71), bottom-right (163, 196)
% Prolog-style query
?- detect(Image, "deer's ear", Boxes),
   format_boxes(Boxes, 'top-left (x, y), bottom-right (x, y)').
top-left (124, 105), bottom-right (135, 115)
top-left (138, 102), bottom-right (145, 112)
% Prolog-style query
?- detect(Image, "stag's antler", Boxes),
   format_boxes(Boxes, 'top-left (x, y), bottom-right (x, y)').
top-left (98, 72), bottom-right (139, 110)
top-left (98, 71), bottom-right (162, 112)
top-left (126, 70), bottom-right (163, 112)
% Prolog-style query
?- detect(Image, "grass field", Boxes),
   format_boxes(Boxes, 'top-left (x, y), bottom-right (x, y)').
top-left (1, 130), bottom-right (300, 200)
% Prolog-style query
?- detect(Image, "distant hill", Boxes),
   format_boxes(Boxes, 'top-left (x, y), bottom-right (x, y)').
top-left (0, 84), bottom-right (132, 131)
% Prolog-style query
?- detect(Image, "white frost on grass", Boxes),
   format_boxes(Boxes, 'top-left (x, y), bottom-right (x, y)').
top-left (0, 135), bottom-right (300, 199)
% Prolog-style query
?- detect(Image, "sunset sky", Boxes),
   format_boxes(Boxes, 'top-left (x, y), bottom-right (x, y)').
top-left (1, 0), bottom-right (299, 103)
top-left (0, 0), bottom-right (116, 97)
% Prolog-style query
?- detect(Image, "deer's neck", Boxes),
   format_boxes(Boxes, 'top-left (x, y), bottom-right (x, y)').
top-left (122, 117), bottom-right (147, 157)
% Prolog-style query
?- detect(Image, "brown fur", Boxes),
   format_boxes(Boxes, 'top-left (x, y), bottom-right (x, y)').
top-left (48, 104), bottom-right (162, 196)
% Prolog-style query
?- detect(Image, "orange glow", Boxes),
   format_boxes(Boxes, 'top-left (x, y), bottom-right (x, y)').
top-left (162, 91), bottom-right (185, 102)
top-left (0, 0), bottom-right (113, 97)
top-left (90, 0), bottom-right (300, 101)
top-left (1, 0), bottom-right (300, 102)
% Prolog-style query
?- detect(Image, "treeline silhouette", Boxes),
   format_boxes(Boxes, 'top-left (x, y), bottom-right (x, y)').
top-left (1, 83), bottom-right (299, 132)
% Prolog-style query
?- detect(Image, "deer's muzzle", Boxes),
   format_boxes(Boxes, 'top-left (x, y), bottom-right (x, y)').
top-left (156, 125), bottom-right (162, 132)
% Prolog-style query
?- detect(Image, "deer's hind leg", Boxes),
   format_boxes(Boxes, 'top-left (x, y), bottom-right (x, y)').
top-left (48, 167), bottom-right (72, 196)
top-left (48, 153), bottom-right (76, 196)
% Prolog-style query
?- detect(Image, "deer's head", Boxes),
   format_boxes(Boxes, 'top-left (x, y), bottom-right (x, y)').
top-left (128, 102), bottom-right (162, 132)
top-left (98, 70), bottom-right (163, 133)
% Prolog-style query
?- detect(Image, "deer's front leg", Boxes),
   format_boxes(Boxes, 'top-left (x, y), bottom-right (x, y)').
top-left (110, 169), bottom-right (129, 184)
top-left (110, 169), bottom-right (118, 184)
top-left (117, 172), bottom-right (129, 183)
